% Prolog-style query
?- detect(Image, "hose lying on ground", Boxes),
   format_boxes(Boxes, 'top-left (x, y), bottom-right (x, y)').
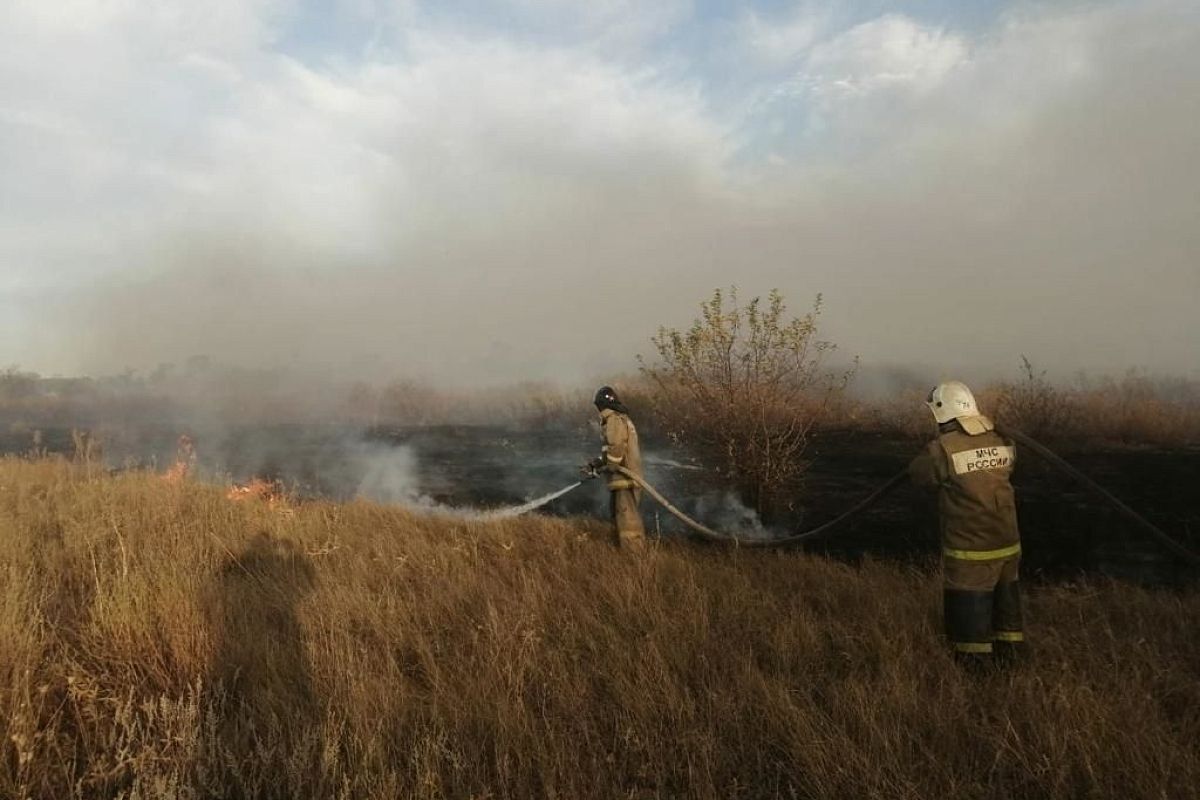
top-left (995, 424), bottom-right (1200, 568)
top-left (611, 428), bottom-right (1200, 567)
top-left (612, 464), bottom-right (908, 548)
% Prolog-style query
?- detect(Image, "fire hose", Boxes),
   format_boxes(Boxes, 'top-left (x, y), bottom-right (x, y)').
top-left (603, 425), bottom-right (1200, 567)
top-left (996, 425), bottom-right (1200, 568)
top-left (611, 464), bottom-right (907, 548)
top-left (609, 464), bottom-right (906, 548)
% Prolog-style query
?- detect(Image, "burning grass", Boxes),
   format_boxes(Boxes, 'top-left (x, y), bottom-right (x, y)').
top-left (225, 477), bottom-right (291, 512)
top-left (0, 458), bottom-right (1197, 799)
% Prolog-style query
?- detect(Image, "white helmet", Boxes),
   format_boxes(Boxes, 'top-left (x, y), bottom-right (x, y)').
top-left (926, 381), bottom-right (979, 424)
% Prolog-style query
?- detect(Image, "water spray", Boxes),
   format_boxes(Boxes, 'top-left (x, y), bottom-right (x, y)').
top-left (478, 481), bottom-right (584, 520)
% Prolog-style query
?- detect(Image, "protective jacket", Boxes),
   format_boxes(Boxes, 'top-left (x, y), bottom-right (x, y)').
top-left (598, 408), bottom-right (643, 492)
top-left (908, 415), bottom-right (1020, 560)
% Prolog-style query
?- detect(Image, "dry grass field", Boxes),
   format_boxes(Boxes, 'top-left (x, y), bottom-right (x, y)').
top-left (1, 458), bottom-right (1198, 799)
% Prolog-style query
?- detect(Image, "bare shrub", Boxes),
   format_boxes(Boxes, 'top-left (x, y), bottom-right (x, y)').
top-left (995, 356), bottom-right (1078, 440)
top-left (639, 288), bottom-right (853, 519)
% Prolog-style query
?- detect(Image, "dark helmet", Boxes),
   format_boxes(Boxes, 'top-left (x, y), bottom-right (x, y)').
top-left (593, 385), bottom-right (629, 414)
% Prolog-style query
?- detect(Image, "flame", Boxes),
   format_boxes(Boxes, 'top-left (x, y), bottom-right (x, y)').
top-left (161, 461), bottom-right (191, 483)
top-left (161, 434), bottom-right (196, 483)
top-left (157, 433), bottom-right (293, 514)
top-left (226, 478), bottom-right (292, 513)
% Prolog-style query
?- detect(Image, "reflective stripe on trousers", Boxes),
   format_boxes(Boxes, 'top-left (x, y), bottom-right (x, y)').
top-left (943, 542), bottom-right (1021, 561)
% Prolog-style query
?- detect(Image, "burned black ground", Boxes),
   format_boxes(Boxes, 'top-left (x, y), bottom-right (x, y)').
top-left (3, 423), bottom-right (1197, 585)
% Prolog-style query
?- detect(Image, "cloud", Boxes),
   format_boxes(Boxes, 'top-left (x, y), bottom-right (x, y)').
top-left (802, 14), bottom-right (968, 97)
top-left (489, 0), bottom-right (691, 47)
top-left (739, 5), bottom-right (827, 66)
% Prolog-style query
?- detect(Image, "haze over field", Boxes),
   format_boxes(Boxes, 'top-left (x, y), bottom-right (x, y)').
top-left (2, 0), bottom-right (1197, 386)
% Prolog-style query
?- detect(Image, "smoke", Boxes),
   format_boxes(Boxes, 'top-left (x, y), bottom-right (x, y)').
top-left (2, 1), bottom-right (1198, 387)
top-left (688, 491), bottom-right (776, 540)
top-left (350, 442), bottom-right (435, 506)
top-left (345, 440), bottom-right (585, 517)
top-left (331, 439), bottom-right (790, 533)
top-left (7, 411), bottom-right (847, 537)
top-left (637, 452), bottom-right (782, 539)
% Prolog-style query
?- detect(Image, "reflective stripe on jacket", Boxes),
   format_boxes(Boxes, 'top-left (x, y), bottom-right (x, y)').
top-left (599, 409), bottom-right (643, 491)
top-left (909, 416), bottom-right (1021, 558)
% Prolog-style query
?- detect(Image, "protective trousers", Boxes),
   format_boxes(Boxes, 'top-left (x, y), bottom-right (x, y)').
top-left (610, 488), bottom-right (645, 550)
top-left (943, 555), bottom-right (1025, 666)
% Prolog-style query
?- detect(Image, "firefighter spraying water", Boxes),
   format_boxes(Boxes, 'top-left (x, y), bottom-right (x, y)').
top-left (580, 386), bottom-right (646, 550)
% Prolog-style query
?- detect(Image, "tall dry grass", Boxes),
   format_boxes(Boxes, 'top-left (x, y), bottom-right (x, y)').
top-left (0, 458), bottom-right (1197, 799)
top-left (343, 380), bottom-right (594, 429)
top-left (841, 372), bottom-right (1200, 447)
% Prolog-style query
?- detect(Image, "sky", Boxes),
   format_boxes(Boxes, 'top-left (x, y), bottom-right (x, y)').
top-left (1, 0), bottom-right (1197, 388)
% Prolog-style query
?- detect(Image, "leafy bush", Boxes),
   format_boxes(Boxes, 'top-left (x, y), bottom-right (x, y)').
top-left (639, 288), bottom-right (853, 519)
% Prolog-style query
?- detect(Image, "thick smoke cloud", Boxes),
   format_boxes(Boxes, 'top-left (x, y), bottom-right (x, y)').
top-left (2, 1), bottom-right (1197, 387)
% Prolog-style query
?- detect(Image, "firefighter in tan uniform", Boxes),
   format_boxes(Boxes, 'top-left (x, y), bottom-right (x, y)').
top-left (909, 381), bottom-right (1026, 665)
top-left (583, 386), bottom-right (646, 549)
